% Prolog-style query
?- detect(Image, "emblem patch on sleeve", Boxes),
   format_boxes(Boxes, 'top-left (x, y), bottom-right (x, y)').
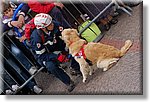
top-left (37, 43), bottom-right (41, 48)
top-left (59, 26), bottom-right (63, 31)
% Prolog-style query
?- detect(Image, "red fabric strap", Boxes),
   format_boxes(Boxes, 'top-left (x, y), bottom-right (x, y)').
top-left (75, 44), bottom-right (86, 59)
top-left (28, 0), bottom-right (55, 13)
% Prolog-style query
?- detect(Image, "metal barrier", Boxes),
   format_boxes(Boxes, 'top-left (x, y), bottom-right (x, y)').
top-left (0, 32), bottom-right (44, 95)
top-left (63, 0), bottom-right (132, 42)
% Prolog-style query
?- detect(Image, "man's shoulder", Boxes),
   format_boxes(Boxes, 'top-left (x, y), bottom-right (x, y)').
top-left (31, 29), bottom-right (41, 38)
top-left (31, 29), bottom-right (43, 35)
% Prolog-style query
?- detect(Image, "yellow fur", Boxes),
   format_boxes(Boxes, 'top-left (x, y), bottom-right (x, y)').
top-left (61, 28), bottom-right (133, 83)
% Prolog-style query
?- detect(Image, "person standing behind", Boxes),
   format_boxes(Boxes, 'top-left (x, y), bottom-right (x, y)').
top-left (1, 1), bottom-right (42, 94)
top-left (1, 1), bottom-right (38, 75)
top-left (27, 0), bottom-right (71, 28)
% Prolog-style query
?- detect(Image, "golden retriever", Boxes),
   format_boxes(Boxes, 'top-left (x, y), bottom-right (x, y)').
top-left (61, 28), bottom-right (133, 83)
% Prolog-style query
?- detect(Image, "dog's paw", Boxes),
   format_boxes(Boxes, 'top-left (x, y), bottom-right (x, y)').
top-left (89, 67), bottom-right (94, 75)
top-left (103, 68), bottom-right (108, 72)
top-left (89, 68), bottom-right (93, 75)
top-left (125, 40), bottom-right (132, 45)
top-left (125, 40), bottom-right (133, 48)
top-left (83, 79), bottom-right (86, 83)
top-left (89, 71), bottom-right (93, 75)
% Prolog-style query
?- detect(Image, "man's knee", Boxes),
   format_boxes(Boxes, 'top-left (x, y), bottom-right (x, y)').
top-left (45, 61), bottom-right (58, 73)
top-left (11, 46), bottom-right (21, 56)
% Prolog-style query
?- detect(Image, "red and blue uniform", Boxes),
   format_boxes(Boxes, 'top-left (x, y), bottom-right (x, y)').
top-left (30, 20), bottom-right (71, 85)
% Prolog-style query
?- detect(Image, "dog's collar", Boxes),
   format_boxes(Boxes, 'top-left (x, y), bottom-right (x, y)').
top-left (74, 44), bottom-right (86, 59)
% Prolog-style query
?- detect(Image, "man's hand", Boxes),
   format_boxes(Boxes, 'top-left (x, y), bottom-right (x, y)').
top-left (18, 15), bottom-right (25, 27)
top-left (19, 35), bottom-right (27, 42)
top-left (11, 21), bottom-right (23, 28)
top-left (54, 2), bottom-right (64, 9)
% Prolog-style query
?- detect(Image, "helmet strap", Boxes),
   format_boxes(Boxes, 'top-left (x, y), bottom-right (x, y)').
top-left (41, 27), bottom-right (49, 33)
top-left (46, 27), bottom-right (49, 32)
top-left (42, 27), bottom-right (51, 35)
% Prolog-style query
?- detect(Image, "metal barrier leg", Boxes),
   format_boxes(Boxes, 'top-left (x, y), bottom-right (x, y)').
top-left (1, 53), bottom-right (33, 94)
top-left (0, 88), bottom-right (5, 94)
top-left (0, 77), bottom-right (13, 93)
top-left (12, 67), bottom-right (44, 95)
top-left (2, 67), bottom-right (19, 86)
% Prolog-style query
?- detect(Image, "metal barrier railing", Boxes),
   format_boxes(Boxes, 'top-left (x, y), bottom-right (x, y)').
top-left (12, 67), bottom-right (44, 95)
top-left (0, 32), bottom-right (44, 94)
top-left (63, 0), bottom-right (132, 42)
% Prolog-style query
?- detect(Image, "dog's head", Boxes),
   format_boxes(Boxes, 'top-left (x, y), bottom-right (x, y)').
top-left (61, 28), bottom-right (87, 56)
top-left (61, 28), bottom-right (81, 47)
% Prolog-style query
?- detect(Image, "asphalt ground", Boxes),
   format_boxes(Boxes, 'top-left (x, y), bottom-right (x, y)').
top-left (34, 3), bottom-right (143, 95)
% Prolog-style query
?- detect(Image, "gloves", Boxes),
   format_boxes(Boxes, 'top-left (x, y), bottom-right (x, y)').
top-left (57, 53), bottom-right (71, 63)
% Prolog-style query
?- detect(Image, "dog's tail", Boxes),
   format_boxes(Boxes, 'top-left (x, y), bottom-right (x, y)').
top-left (120, 40), bottom-right (133, 56)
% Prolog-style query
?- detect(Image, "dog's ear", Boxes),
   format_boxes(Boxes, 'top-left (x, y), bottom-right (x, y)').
top-left (62, 28), bottom-right (78, 36)
top-left (63, 35), bottom-right (71, 47)
top-left (70, 29), bottom-right (79, 37)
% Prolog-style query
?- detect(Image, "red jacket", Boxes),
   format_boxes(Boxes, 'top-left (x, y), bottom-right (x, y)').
top-left (28, 0), bottom-right (55, 13)
top-left (24, 18), bottom-right (35, 40)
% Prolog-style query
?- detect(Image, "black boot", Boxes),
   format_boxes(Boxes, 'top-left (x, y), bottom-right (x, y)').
top-left (67, 80), bottom-right (75, 92)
